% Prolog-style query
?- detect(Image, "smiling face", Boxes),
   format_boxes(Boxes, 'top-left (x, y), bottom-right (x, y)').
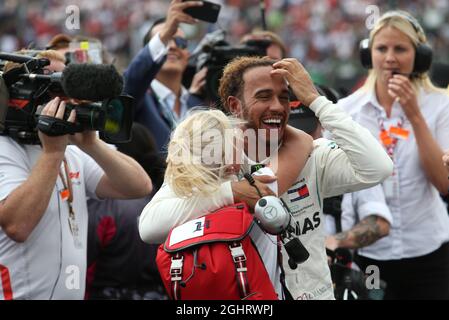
top-left (371, 26), bottom-right (416, 86)
top-left (237, 65), bottom-right (290, 144)
top-left (151, 23), bottom-right (189, 75)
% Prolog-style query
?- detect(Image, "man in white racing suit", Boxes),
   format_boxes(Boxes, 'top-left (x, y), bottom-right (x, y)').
top-left (139, 57), bottom-right (393, 300)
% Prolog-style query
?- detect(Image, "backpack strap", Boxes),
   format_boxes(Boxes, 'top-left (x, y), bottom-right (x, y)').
top-left (229, 241), bottom-right (250, 299)
top-left (170, 253), bottom-right (183, 300)
top-left (277, 235), bottom-right (294, 300)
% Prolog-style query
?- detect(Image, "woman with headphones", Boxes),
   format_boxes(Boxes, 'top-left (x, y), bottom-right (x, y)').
top-left (336, 11), bottom-right (449, 299)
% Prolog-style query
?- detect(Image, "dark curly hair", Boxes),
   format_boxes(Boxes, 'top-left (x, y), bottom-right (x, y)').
top-left (218, 56), bottom-right (276, 111)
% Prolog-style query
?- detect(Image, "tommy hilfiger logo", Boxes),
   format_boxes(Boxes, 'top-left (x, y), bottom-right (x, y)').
top-left (288, 184), bottom-right (310, 202)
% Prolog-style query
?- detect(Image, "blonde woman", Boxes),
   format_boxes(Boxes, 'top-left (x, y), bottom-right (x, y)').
top-left (139, 108), bottom-right (313, 298)
top-left (337, 11), bottom-right (449, 299)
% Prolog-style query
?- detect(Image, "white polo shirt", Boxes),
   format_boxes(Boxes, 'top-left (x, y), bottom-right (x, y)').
top-left (336, 87), bottom-right (449, 259)
top-left (0, 137), bottom-right (103, 299)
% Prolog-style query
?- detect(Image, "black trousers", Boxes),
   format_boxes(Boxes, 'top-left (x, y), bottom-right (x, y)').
top-left (355, 242), bottom-right (449, 300)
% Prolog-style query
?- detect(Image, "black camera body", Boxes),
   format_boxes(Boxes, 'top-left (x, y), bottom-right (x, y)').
top-left (195, 36), bottom-right (270, 107)
top-left (0, 52), bottom-right (133, 144)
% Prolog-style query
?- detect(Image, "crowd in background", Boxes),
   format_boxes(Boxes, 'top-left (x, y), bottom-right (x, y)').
top-left (1, 0), bottom-right (449, 91)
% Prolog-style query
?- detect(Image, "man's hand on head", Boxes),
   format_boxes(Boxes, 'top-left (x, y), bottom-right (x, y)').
top-left (159, 0), bottom-right (203, 45)
top-left (271, 58), bottom-right (320, 107)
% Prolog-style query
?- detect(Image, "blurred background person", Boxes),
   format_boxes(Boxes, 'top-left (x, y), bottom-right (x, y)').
top-left (124, 0), bottom-right (207, 154)
top-left (46, 33), bottom-right (115, 65)
top-left (240, 30), bottom-right (287, 60)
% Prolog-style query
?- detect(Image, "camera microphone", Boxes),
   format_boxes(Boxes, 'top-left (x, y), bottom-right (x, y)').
top-left (61, 63), bottom-right (123, 101)
top-left (15, 63), bottom-right (124, 102)
top-left (0, 52), bottom-right (35, 64)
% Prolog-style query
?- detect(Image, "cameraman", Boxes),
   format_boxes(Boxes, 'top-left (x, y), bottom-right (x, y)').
top-left (124, 0), bottom-right (207, 153)
top-left (0, 51), bottom-right (152, 299)
top-left (240, 30), bottom-right (287, 60)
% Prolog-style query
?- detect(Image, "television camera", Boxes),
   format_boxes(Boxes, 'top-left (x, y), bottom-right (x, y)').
top-left (0, 51), bottom-right (133, 144)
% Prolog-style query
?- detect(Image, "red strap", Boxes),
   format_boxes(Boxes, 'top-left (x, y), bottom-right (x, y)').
top-left (229, 242), bottom-right (250, 299)
top-left (170, 253), bottom-right (183, 300)
top-left (0, 265), bottom-right (13, 300)
top-left (169, 242), bottom-right (251, 300)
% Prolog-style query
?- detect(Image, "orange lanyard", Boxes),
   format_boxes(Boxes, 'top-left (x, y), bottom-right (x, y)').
top-left (59, 159), bottom-right (76, 234)
top-left (376, 109), bottom-right (406, 161)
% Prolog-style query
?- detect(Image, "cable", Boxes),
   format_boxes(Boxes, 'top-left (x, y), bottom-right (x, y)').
top-left (180, 250), bottom-right (206, 287)
top-left (243, 172), bottom-right (263, 198)
top-left (49, 181), bottom-right (64, 300)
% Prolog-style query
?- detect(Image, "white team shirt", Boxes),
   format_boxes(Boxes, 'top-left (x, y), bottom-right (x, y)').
top-left (139, 96), bottom-right (393, 300)
top-left (336, 87), bottom-right (449, 259)
top-left (340, 185), bottom-right (393, 260)
top-left (0, 137), bottom-right (103, 299)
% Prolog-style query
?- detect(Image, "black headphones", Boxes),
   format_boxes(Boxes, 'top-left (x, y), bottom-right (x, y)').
top-left (359, 11), bottom-right (433, 74)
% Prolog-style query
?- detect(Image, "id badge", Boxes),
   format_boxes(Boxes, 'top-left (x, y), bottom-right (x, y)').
top-left (68, 215), bottom-right (82, 249)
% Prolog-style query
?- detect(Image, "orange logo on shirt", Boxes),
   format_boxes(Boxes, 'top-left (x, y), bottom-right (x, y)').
top-left (69, 172), bottom-right (80, 180)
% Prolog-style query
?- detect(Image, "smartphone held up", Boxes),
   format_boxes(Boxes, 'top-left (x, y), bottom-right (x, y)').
top-left (182, 0), bottom-right (221, 23)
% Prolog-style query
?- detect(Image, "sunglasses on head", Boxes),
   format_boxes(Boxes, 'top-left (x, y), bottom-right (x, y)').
top-left (173, 36), bottom-right (188, 49)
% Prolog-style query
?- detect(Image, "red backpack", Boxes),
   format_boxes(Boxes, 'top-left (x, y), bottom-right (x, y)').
top-left (156, 203), bottom-right (278, 300)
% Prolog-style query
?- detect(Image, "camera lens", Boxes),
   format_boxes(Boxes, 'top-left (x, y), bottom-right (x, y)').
top-left (104, 98), bottom-right (124, 134)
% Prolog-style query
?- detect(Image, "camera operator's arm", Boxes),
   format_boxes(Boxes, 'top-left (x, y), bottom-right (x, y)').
top-left (0, 98), bottom-right (74, 242)
top-left (70, 132), bottom-right (152, 199)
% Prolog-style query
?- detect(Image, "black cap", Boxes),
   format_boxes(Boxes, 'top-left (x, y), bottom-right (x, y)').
top-left (288, 100), bottom-right (318, 134)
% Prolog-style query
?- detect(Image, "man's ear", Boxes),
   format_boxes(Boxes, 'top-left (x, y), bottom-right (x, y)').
top-left (227, 96), bottom-right (242, 116)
